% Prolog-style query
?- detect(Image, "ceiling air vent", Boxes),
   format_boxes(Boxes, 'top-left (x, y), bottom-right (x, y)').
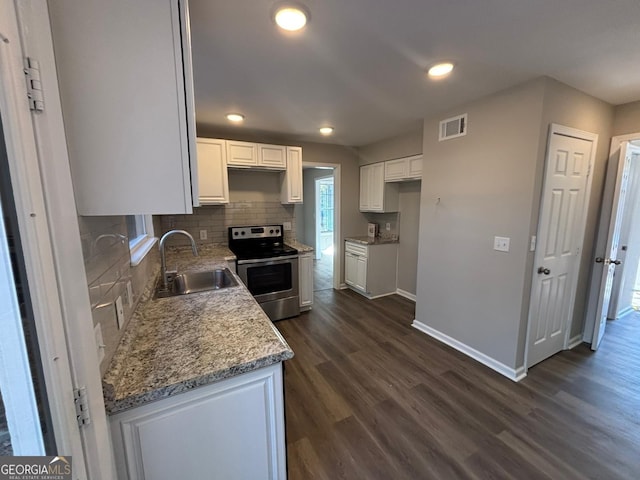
top-left (439, 113), bottom-right (467, 141)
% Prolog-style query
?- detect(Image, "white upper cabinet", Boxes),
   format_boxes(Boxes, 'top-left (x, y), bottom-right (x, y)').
top-left (384, 155), bottom-right (423, 182)
top-left (281, 146), bottom-right (303, 204)
top-left (258, 144), bottom-right (287, 169)
top-left (360, 163), bottom-right (398, 212)
top-left (197, 138), bottom-right (229, 204)
top-left (226, 141), bottom-right (258, 167)
top-left (48, 0), bottom-right (198, 215)
top-left (227, 141), bottom-right (287, 170)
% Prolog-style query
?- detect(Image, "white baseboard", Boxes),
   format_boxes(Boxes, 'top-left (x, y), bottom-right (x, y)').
top-left (567, 334), bottom-right (583, 349)
top-left (396, 289), bottom-right (416, 302)
top-left (339, 283), bottom-right (348, 290)
top-left (612, 306), bottom-right (635, 320)
top-left (411, 320), bottom-right (526, 382)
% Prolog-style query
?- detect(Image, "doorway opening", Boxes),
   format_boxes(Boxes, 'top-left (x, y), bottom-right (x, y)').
top-left (585, 135), bottom-right (640, 349)
top-left (0, 119), bottom-right (55, 456)
top-left (607, 143), bottom-right (640, 318)
top-left (295, 163), bottom-right (340, 292)
top-left (315, 175), bottom-right (334, 291)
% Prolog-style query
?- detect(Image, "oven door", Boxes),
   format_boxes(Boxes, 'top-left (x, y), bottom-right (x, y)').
top-left (237, 255), bottom-right (299, 303)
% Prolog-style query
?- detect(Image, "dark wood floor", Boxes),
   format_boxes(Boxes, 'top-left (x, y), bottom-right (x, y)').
top-left (313, 255), bottom-right (333, 292)
top-left (277, 289), bottom-right (640, 479)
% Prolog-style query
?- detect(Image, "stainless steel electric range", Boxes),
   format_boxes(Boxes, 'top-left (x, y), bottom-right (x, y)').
top-left (228, 225), bottom-right (299, 321)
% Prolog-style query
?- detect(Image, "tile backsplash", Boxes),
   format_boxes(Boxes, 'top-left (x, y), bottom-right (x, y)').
top-left (160, 202), bottom-right (297, 246)
top-left (363, 212), bottom-right (400, 240)
top-left (78, 216), bottom-right (159, 375)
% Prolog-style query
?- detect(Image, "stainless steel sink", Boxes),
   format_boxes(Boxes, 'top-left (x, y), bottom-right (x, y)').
top-left (155, 268), bottom-right (238, 298)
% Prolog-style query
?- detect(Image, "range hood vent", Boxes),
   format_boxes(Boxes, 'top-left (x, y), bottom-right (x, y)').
top-left (439, 113), bottom-right (467, 141)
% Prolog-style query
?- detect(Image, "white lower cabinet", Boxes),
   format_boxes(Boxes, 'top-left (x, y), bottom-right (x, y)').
top-left (344, 241), bottom-right (398, 298)
top-left (110, 363), bottom-right (287, 480)
top-left (299, 252), bottom-right (314, 310)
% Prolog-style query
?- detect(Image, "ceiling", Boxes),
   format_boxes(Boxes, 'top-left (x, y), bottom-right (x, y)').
top-left (189, 0), bottom-right (640, 147)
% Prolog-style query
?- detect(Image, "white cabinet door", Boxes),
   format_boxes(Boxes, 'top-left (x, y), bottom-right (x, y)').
top-left (355, 256), bottom-right (368, 292)
top-left (384, 159), bottom-right (408, 181)
top-left (111, 364), bottom-right (286, 480)
top-left (48, 0), bottom-right (196, 215)
top-left (359, 165), bottom-right (372, 210)
top-left (407, 156), bottom-right (423, 179)
top-left (281, 147), bottom-right (303, 204)
top-left (369, 163), bottom-right (385, 211)
top-left (360, 163), bottom-right (397, 212)
top-left (299, 253), bottom-right (314, 310)
top-left (345, 252), bottom-right (358, 287)
top-left (197, 139), bottom-right (229, 204)
top-left (384, 155), bottom-right (423, 182)
top-left (227, 140), bottom-right (258, 167)
top-left (258, 144), bottom-right (287, 169)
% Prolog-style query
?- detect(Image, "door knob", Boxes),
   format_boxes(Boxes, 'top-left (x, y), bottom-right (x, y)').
top-left (611, 259), bottom-right (622, 265)
top-left (595, 257), bottom-right (604, 263)
top-left (537, 267), bottom-right (551, 275)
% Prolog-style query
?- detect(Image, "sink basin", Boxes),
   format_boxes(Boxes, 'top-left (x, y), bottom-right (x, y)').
top-left (155, 268), bottom-right (238, 299)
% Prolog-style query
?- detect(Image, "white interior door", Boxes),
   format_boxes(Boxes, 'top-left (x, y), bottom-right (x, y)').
top-left (527, 126), bottom-right (595, 368)
top-left (591, 142), bottom-right (634, 350)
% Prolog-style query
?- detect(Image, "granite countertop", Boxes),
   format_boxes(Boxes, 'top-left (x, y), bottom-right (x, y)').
top-left (286, 239), bottom-right (314, 253)
top-left (345, 236), bottom-right (400, 245)
top-left (102, 244), bottom-right (294, 415)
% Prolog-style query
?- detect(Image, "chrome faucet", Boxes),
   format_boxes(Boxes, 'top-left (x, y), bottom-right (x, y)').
top-left (159, 230), bottom-right (198, 289)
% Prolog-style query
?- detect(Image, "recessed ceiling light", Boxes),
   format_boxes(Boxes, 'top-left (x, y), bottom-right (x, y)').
top-left (428, 62), bottom-right (454, 78)
top-left (226, 113), bottom-right (245, 123)
top-left (274, 5), bottom-right (308, 32)
top-left (319, 126), bottom-right (334, 136)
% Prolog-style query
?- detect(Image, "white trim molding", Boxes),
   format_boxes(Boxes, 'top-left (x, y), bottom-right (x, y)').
top-left (567, 335), bottom-right (584, 350)
top-left (396, 289), bottom-right (416, 302)
top-left (412, 320), bottom-right (526, 382)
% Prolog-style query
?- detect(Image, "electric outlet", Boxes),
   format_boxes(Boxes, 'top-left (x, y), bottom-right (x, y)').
top-left (115, 296), bottom-right (125, 329)
top-left (200, 229), bottom-right (207, 240)
top-left (385, 223), bottom-right (391, 231)
top-left (126, 280), bottom-right (134, 307)
top-left (493, 236), bottom-right (510, 252)
top-left (94, 323), bottom-right (105, 362)
top-left (283, 222), bottom-right (292, 231)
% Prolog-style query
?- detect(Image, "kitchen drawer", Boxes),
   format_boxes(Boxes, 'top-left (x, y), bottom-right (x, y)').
top-left (345, 242), bottom-right (368, 257)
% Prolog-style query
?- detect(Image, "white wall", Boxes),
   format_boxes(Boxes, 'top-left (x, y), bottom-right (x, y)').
top-left (415, 77), bottom-right (614, 371)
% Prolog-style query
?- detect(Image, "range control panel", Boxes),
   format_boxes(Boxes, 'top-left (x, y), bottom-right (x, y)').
top-left (229, 225), bottom-right (283, 240)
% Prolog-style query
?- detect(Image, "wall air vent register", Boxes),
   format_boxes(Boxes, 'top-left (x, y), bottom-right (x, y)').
top-left (439, 113), bottom-right (467, 141)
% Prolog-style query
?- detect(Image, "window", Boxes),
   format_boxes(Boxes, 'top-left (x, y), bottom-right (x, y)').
top-left (318, 181), bottom-right (334, 233)
top-left (126, 215), bottom-right (156, 266)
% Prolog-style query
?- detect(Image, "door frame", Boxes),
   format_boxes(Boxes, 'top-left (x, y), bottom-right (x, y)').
top-left (524, 123), bottom-right (598, 370)
top-left (303, 162), bottom-right (341, 290)
top-left (314, 174), bottom-right (334, 261)
top-left (7, 1), bottom-right (116, 477)
top-left (583, 133), bottom-right (640, 344)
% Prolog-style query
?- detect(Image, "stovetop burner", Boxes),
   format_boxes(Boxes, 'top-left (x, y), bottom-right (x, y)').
top-left (228, 225), bottom-right (298, 260)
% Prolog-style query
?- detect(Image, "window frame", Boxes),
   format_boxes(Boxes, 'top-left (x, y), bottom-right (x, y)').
top-left (127, 215), bottom-right (157, 266)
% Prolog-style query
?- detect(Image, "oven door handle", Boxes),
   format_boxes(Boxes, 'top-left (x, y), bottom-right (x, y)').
top-left (236, 254), bottom-right (299, 265)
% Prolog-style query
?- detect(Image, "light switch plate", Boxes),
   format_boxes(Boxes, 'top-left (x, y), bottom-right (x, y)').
top-left (115, 295), bottom-right (125, 329)
top-left (283, 222), bottom-right (292, 231)
top-left (493, 236), bottom-right (510, 252)
top-left (530, 235), bottom-right (537, 252)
